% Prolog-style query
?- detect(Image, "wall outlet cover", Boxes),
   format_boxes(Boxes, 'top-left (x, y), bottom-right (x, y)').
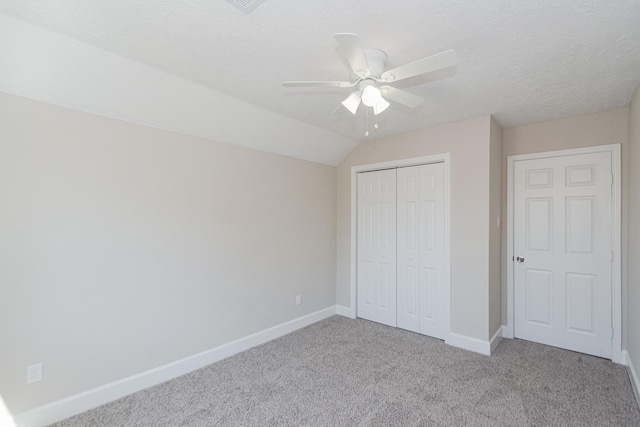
top-left (27, 363), bottom-right (43, 384)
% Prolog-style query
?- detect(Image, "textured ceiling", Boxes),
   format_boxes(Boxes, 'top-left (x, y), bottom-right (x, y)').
top-left (1, 0), bottom-right (640, 155)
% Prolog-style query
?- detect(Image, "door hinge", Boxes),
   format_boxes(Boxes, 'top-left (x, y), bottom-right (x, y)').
top-left (611, 251), bottom-right (614, 262)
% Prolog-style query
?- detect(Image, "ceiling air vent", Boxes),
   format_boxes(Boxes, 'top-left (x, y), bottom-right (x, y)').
top-left (227, 0), bottom-right (266, 14)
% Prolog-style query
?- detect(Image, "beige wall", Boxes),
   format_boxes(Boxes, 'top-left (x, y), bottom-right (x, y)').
top-left (3, 86), bottom-right (634, 417)
top-left (489, 118), bottom-right (503, 336)
top-left (501, 108), bottom-right (629, 342)
top-left (628, 85), bottom-right (640, 383)
top-left (0, 92), bottom-right (337, 414)
top-left (337, 116), bottom-right (495, 341)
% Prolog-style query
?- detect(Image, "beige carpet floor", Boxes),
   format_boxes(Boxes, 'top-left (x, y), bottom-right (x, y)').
top-left (52, 316), bottom-right (640, 426)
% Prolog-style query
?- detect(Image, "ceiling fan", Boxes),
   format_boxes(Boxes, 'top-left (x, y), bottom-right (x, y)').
top-left (283, 33), bottom-right (457, 116)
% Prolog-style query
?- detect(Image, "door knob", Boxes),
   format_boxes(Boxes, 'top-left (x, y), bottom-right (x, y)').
top-left (516, 256), bottom-right (525, 263)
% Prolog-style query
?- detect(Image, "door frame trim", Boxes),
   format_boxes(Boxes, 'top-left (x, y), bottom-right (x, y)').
top-left (505, 144), bottom-right (622, 363)
top-left (349, 153), bottom-right (451, 342)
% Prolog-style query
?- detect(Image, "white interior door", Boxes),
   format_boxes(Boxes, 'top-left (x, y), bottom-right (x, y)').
top-left (357, 169), bottom-right (397, 327)
top-left (397, 163), bottom-right (445, 338)
top-left (513, 151), bottom-right (612, 358)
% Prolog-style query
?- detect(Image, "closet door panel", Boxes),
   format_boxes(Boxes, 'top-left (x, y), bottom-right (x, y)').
top-left (357, 169), bottom-right (397, 326)
top-left (419, 163), bottom-right (445, 338)
top-left (397, 167), bottom-right (421, 332)
top-left (398, 163), bottom-right (445, 337)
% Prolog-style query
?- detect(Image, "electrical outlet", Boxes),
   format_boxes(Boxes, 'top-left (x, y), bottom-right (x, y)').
top-left (296, 295), bottom-right (301, 305)
top-left (27, 363), bottom-right (43, 384)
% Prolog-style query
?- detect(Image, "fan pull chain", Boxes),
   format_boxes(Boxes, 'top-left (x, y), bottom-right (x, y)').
top-left (365, 107), bottom-right (369, 137)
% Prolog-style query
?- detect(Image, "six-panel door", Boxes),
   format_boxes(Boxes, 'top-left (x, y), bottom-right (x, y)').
top-left (513, 152), bottom-right (612, 358)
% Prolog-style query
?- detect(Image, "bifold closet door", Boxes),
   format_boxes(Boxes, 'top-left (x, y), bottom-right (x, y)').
top-left (357, 169), bottom-right (397, 327)
top-left (397, 163), bottom-right (445, 338)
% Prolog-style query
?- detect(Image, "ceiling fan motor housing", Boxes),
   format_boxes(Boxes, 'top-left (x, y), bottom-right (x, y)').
top-left (362, 48), bottom-right (388, 79)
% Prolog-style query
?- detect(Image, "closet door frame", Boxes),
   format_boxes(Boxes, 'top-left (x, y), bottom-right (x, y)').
top-left (349, 153), bottom-right (451, 341)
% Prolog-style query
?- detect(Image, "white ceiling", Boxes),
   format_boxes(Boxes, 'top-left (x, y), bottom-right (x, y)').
top-left (1, 0), bottom-right (639, 164)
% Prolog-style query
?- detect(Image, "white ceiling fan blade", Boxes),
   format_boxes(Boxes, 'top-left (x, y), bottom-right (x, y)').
top-left (283, 80), bottom-right (356, 88)
top-left (380, 86), bottom-right (425, 108)
top-left (335, 33), bottom-right (371, 78)
top-left (380, 50), bottom-right (457, 83)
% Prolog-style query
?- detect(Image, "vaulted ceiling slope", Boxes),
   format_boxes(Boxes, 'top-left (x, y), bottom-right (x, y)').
top-left (1, 1), bottom-right (639, 166)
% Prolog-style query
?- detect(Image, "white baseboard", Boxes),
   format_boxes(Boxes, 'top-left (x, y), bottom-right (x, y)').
top-left (12, 306), bottom-right (338, 427)
top-left (612, 347), bottom-right (625, 365)
top-left (621, 350), bottom-right (628, 365)
top-left (489, 327), bottom-right (503, 354)
top-left (624, 351), bottom-right (640, 410)
top-left (446, 332), bottom-right (491, 356)
top-left (336, 305), bottom-right (353, 318)
top-left (446, 328), bottom-right (503, 356)
top-left (501, 324), bottom-right (513, 339)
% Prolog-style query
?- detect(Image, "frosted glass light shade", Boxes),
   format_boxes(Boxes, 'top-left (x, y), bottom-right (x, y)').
top-left (361, 85), bottom-right (382, 107)
top-left (373, 97), bottom-right (390, 115)
top-left (341, 92), bottom-right (361, 114)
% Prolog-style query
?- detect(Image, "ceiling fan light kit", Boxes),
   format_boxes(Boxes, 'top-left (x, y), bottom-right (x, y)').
top-left (360, 83), bottom-right (389, 115)
top-left (283, 33), bottom-right (457, 135)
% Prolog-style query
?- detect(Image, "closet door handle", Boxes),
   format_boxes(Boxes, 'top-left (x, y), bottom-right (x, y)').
top-left (516, 256), bottom-right (525, 263)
